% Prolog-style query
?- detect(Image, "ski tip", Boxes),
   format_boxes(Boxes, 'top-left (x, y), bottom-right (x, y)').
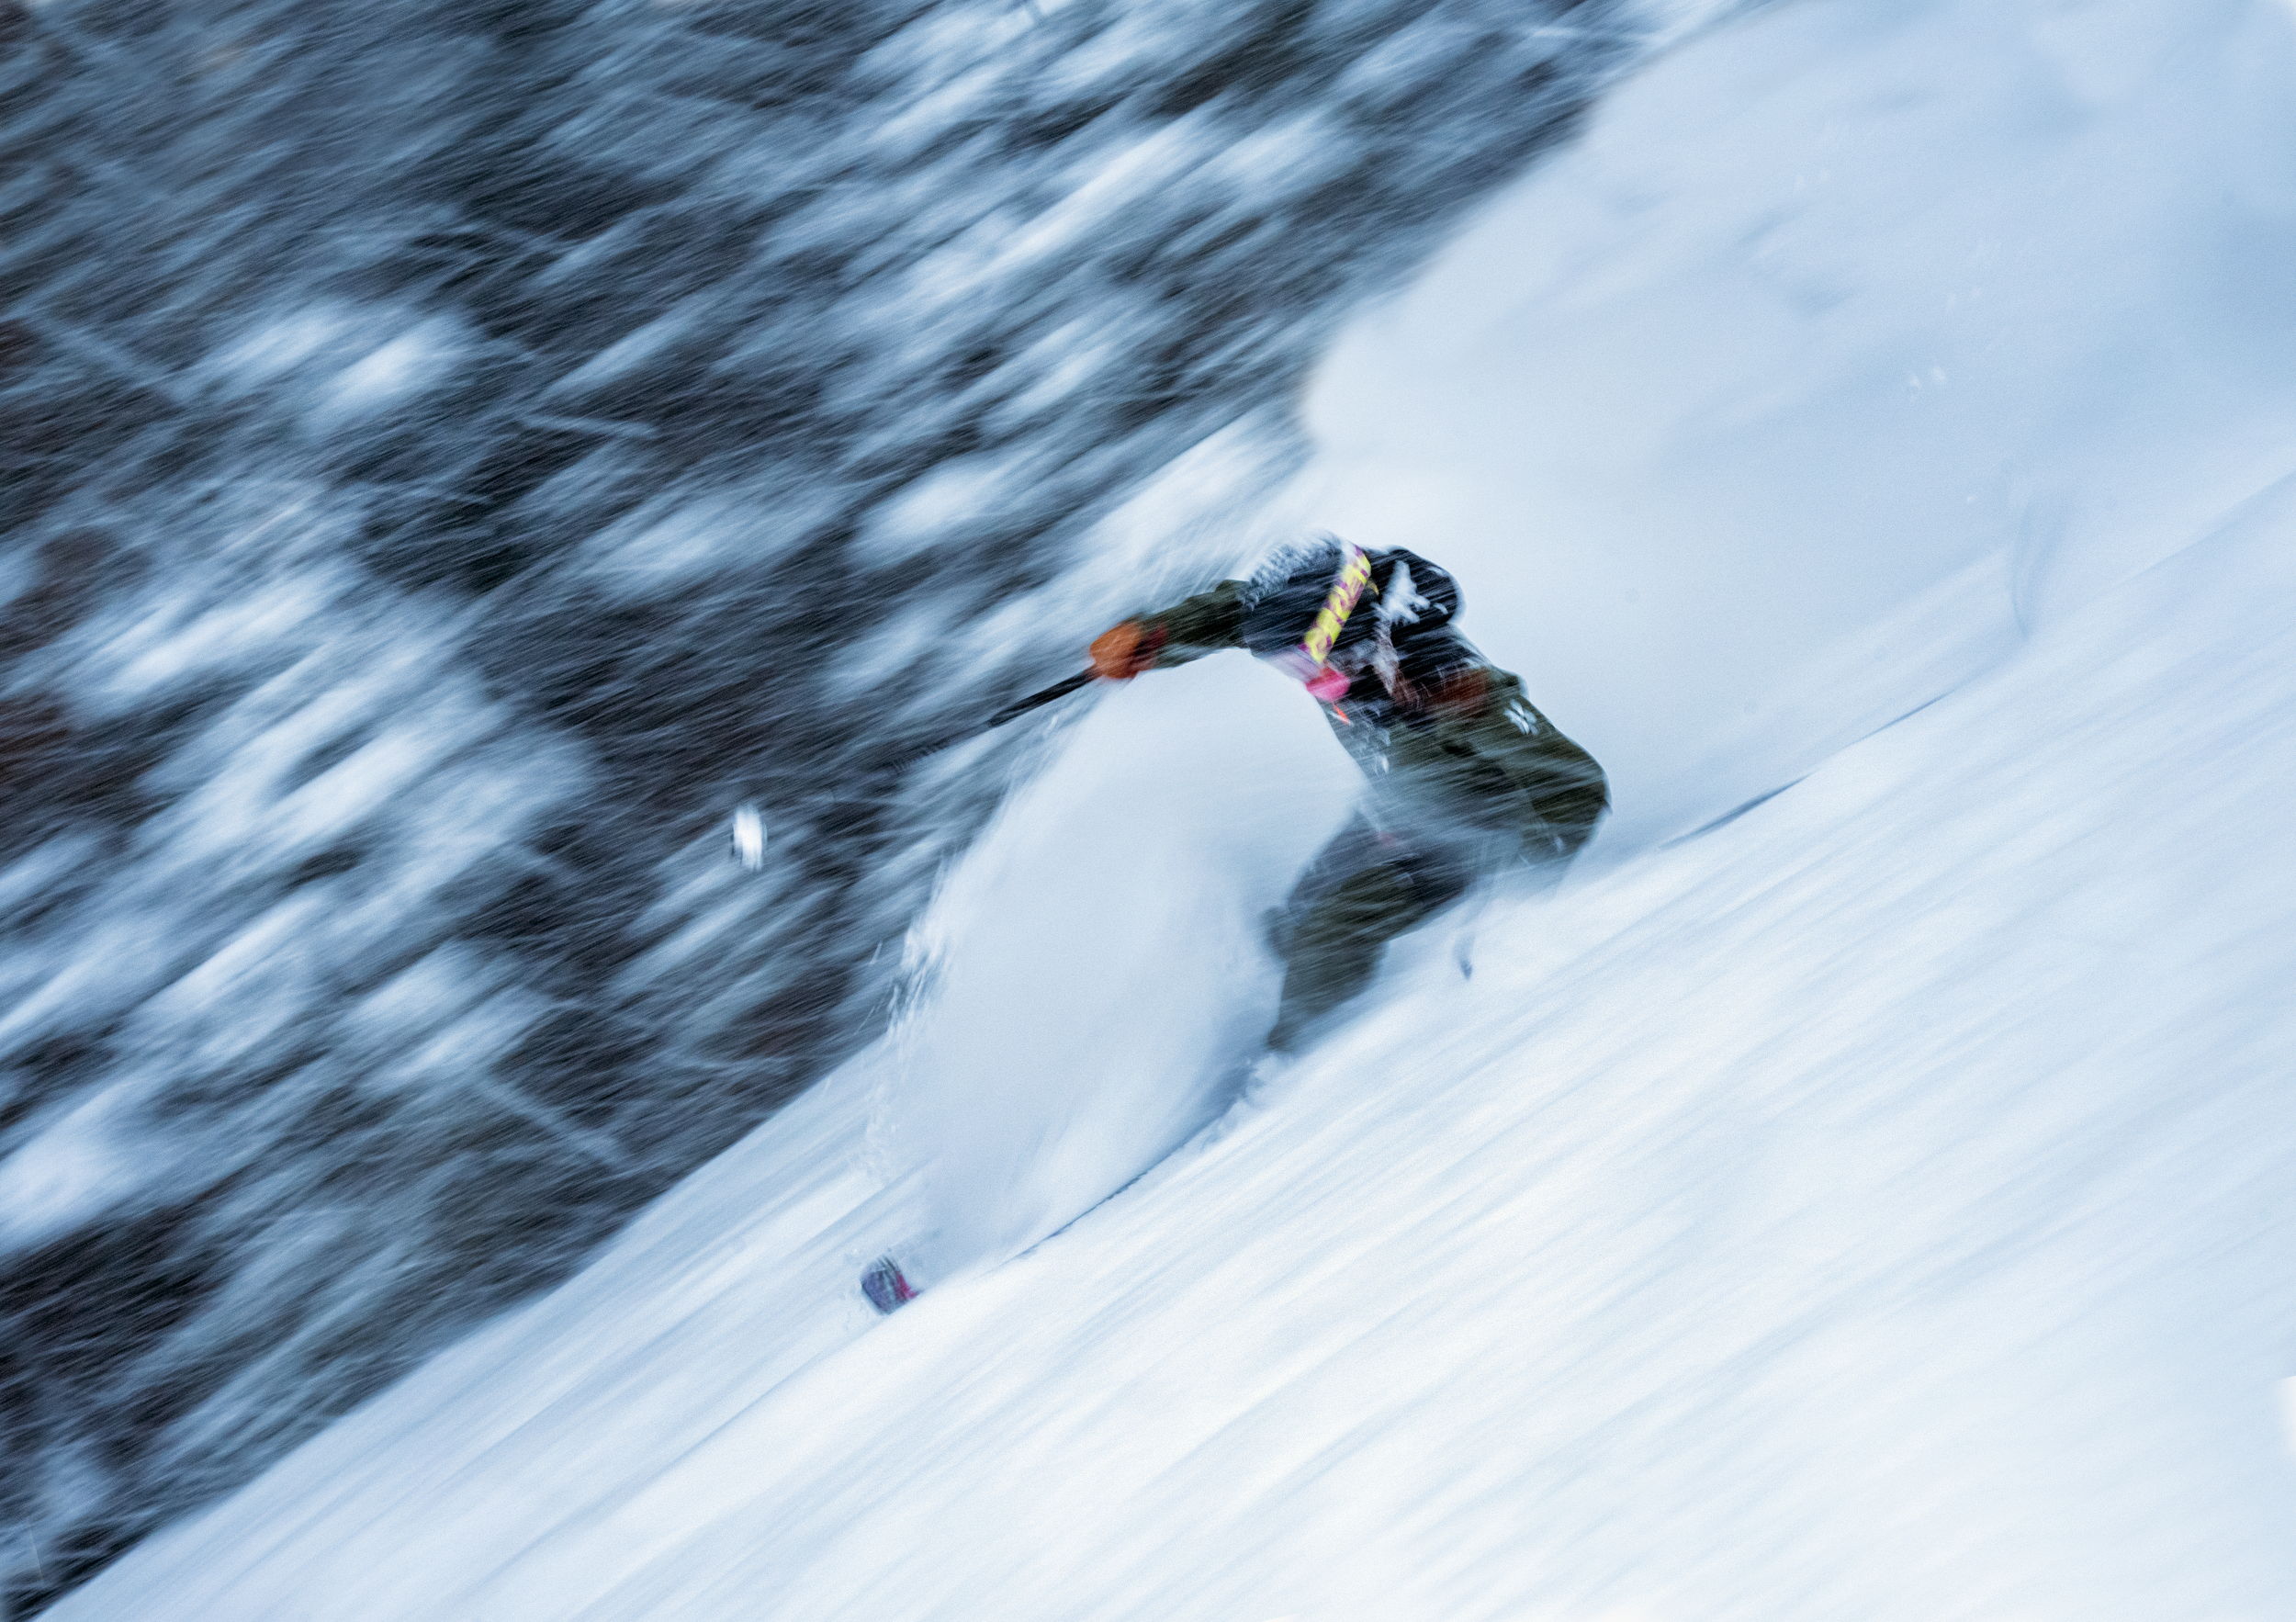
top-left (731, 802), bottom-right (766, 871)
top-left (861, 1256), bottom-right (917, 1315)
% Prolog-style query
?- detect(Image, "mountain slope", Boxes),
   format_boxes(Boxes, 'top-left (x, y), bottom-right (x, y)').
top-left (52, 429), bottom-right (2296, 1622)
top-left (46, 2), bottom-right (2296, 1617)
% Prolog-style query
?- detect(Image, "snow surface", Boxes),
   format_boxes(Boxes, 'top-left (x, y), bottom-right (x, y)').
top-left (1294, 0), bottom-right (2296, 845)
top-left (51, 1), bottom-right (2296, 1617)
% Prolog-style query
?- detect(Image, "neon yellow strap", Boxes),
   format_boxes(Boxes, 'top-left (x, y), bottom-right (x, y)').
top-left (1298, 543), bottom-right (1373, 669)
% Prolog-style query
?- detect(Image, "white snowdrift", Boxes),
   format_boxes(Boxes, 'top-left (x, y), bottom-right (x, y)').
top-left (52, 2), bottom-right (2296, 1618)
top-left (872, 651), bottom-right (1356, 1285)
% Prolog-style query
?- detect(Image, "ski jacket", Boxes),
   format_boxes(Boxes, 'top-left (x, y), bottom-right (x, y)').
top-left (1133, 579), bottom-right (1609, 862)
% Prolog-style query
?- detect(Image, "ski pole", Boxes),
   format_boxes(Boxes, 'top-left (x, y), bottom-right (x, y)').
top-left (732, 668), bottom-right (1098, 869)
top-left (980, 668), bottom-right (1095, 729)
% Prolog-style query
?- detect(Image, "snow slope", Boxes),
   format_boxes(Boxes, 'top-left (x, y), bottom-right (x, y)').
top-left (1294, 0), bottom-right (2296, 845)
top-left (50, 2), bottom-right (2296, 1618)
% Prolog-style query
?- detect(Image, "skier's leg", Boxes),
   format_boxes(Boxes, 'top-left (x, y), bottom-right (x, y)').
top-left (1266, 837), bottom-right (1474, 1052)
top-left (1265, 817), bottom-right (1384, 960)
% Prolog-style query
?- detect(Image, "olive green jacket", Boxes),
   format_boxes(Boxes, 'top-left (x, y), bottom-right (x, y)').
top-left (1139, 580), bottom-right (1608, 862)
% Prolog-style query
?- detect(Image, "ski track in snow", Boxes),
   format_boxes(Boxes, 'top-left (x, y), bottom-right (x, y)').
top-left (47, 1), bottom-right (2296, 1617)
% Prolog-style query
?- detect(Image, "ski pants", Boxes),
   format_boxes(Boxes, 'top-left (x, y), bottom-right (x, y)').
top-left (1265, 816), bottom-right (1496, 1053)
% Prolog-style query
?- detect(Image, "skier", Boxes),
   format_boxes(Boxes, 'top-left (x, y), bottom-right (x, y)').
top-left (859, 539), bottom-right (1605, 1312)
top-left (1087, 536), bottom-right (1607, 1052)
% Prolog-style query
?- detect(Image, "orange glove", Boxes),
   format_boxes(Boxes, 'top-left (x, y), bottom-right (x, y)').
top-left (1089, 620), bottom-right (1165, 680)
